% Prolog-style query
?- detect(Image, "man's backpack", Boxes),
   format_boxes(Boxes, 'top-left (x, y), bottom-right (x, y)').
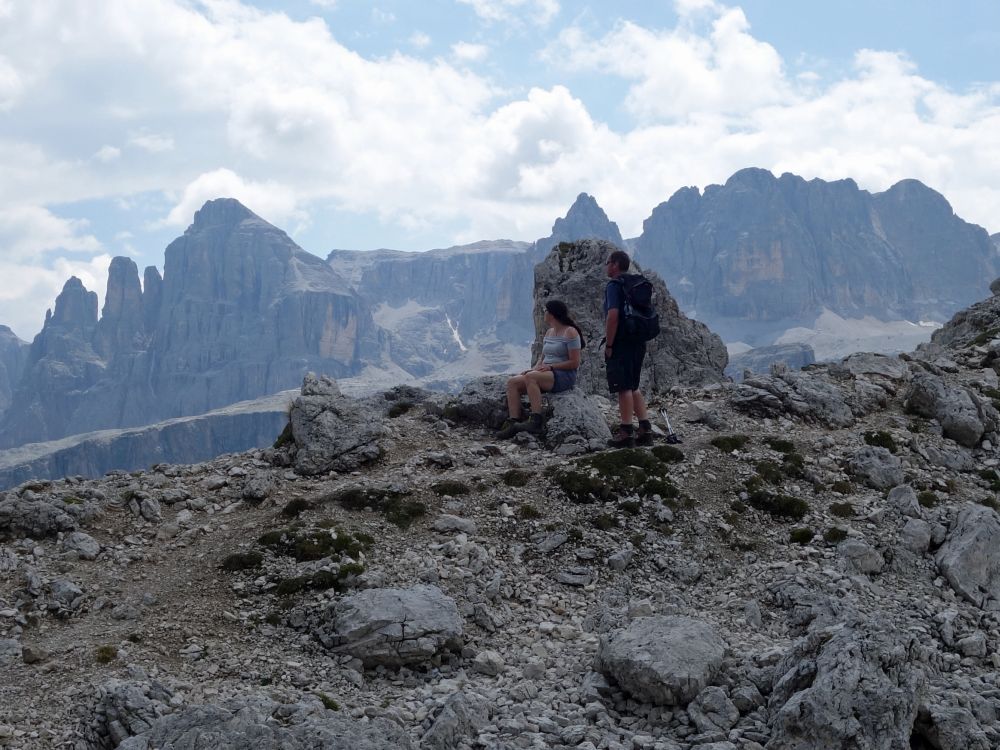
top-left (614, 274), bottom-right (661, 342)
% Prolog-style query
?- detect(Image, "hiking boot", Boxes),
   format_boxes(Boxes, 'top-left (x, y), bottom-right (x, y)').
top-left (635, 420), bottom-right (654, 446)
top-left (608, 425), bottom-right (635, 448)
top-left (496, 418), bottom-right (526, 440)
top-left (523, 413), bottom-right (544, 434)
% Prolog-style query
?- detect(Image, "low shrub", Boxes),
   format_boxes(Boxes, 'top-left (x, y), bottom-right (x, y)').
top-left (220, 551), bottom-right (263, 571)
top-left (519, 503), bottom-right (542, 519)
top-left (501, 469), bottom-right (531, 487)
top-left (830, 480), bottom-right (853, 495)
top-left (430, 480), bottom-right (470, 497)
top-left (789, 527), bottom-right (814, 545)
top-left (591, 513), bottom-right (619, 530)
top-left (711, 435), bottom-right (750, 452)
top-left (917, 491), bottom-right (939, 508)
top-left (619, 499), bottom-right (642, 515)
top-left (95, 645), bottom-right (117, 664)
top-left (863, 430), bottom-right (897, 453)
top-left (823, 527), bottom-right (848, 544)
top-left (747, 488), bottom-right (809, 520)
top-left (280, 498), bottom-right (312, 518)
top-left (764, 437), bottom-right (795, 454)
top-left (651, 445), bottom-right (685, 463)
top-left (387, 402), bottom-right (413, 418)
top-left (829, 502), bottom-right (854, 518)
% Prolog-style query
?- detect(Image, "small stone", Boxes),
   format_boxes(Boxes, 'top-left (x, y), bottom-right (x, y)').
top-left (473, 650), bottom-right (505, 676)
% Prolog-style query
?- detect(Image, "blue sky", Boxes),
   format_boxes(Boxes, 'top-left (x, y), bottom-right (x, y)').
top-left (0, 0), bottom-right (999, 339)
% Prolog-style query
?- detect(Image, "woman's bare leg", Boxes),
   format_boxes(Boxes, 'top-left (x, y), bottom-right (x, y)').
top-left (506, 375), bottom-right (526, 418)
top-left (525, 371), bottom-right (555, 413)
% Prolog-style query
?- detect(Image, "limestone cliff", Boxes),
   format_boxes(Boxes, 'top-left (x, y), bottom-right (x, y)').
top-left (0, 326), bottom-right (28, 416)
top-left (0, 200), bottom-right (380, 447)
top-left (636, 169), bottom-right (998, 342)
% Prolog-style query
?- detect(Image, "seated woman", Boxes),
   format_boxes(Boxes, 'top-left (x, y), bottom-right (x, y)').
top-left (497, 299), bottom-right (585, 439)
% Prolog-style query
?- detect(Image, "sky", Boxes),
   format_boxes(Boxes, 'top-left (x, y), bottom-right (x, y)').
top-left (1, 0), bottom-right (999, 340)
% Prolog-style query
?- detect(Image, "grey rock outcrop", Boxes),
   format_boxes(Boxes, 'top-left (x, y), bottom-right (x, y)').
top-left (545, 390), bottom-right (612, 446)
top-left (848, 446), bottom-right (904, 489)
top-left (767, 621), bottom-right (924, 749)
top-left (0, 496), bottom-right (78, 537)
top-left (421, 692), bottom-right (491, 750)
top-left (78, 679), bottom-right (414, 750)
top-left (287, 374), bottom-right (386, 475)
top-left (313, 585), bottom-right (463, 667)
top-left (533, 239), bottom-right (726, 396)
top-left (936, 504), bottom-right (1000, 610)
top-left (725, 343), bottom-right (815, 381)
top-left (595, 615), bottom-right (726, 706)
top-left (733, 370), bottom-right (856, 426)
top-left (904, 371), bottom-right (999, 447)
top-left (635, 168), bottom-right (997, 342)
top-left (0, 199), bottom-right (381, 448)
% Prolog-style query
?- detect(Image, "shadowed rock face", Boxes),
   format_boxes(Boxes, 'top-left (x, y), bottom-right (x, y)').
top-left (532, 239), bottom-right (727, 395)
top-left (0, 199), bottom-right (381, 447)
top-left (636, 168), bottom-right (998, 337)
top-left (0, 326), bottom-right (28, 416)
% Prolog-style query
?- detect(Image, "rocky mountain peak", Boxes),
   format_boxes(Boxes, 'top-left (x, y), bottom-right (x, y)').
top-left (95, 257), bottom-right (145, 358)
top-left (48, 276), bottom-right (98, 330)
top-left (533, 193), bottom-right (624, 258)
top-left (188, 197), bottom-right (260, 232)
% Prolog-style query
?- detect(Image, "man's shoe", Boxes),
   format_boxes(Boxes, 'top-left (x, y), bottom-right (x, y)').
top-left (523, 413), bottom-right (545, 434)
top-left (496, 418), bottom-right (526, 440)
top-left (635, 427), bottom-right (654, 446)
top-left (608, 425), bottom-right (635, 448)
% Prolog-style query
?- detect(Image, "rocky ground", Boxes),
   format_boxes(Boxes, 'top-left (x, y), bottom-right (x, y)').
top-left (5, 298), bottom-right (1000, 748)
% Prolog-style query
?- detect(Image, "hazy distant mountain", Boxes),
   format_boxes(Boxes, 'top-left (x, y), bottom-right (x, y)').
top-left (0, 326), bottom-right (28, 415)
top-left (635, 168), bottom-right (998, 344)
top-left (0, 199), bottom-right (381, 447)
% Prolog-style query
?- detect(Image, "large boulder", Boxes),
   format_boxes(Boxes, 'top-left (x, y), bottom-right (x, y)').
top-left (288, 373), bottom-right (386, 475)
top-left (532, 239), bottom-right (726, 397)
top-left (595, 615), bottom-right (726, 706)
top-left (0, 496), bottom-right (78, 538)
top-left (936, 504), bottom-right (1000, 610)
top-left (904, 371), bottom-right (999, 447)
top-left (767, 621), bottom-right (924, 749)
top-left (313, 585), bottom-right (463, 667)
top-left (847, 446), bottom-right (904, 489)
top-left (732, 370), bottom-right (855, 427)
top-left (545, 390), bottom-right (612, 445)
top-left (421, 692), bottom-right (491, 750)
top-left (78, 679), bottom-right (413, 750)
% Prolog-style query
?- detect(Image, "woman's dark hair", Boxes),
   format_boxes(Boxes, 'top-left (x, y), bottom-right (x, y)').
top-left (545, 299), bottom-right (586, 348)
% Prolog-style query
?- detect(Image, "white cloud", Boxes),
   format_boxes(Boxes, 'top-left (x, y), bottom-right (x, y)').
top-left (409, 31), bottom-right (431, 49)
top-left (0, 205), bottom-right (101, 262)
top-left (458, 0), bottom-right (559, 26)
top-left (309, 0), bottom-right (337, 8)
top-left (94, 145), bottom-right (121, 162)
top-left (371, 8), bottom-right (395, 23)
top-left (0, 0), bottom-right (998, 283)
top-left (0, 254), bottom-right (113, 341)
top-left (451, 42), bottom-right (489, 62)
top-left (0, 205), bottom-right (108, 339)
top-left (129, 132), bottom-right (174, 153)
top-left (0, 55), bottom-right (22, 109)
top-left (161, 168), bottom-right (303, 229)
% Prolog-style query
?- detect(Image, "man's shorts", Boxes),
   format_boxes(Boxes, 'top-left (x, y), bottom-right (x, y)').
top-left (606, 341), bottom-right (646, 394)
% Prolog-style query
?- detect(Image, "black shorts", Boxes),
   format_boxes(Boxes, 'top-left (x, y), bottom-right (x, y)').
top-left (606, 341), bottom-right (645, 394)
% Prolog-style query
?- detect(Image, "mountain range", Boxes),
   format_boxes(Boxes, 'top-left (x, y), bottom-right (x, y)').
top-left (0, 169), bottom-right (995, 459)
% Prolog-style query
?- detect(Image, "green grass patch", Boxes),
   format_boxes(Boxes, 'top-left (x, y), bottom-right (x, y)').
top-left (789, 527), bottom-right (814, 545)
top-left (980, 497), bottom-right (1000, 513)
top-left (830, 480), bottom-right (853, 495)
top-left (863, 430), bottom-right (897, 453)
top-left (591, 513), bottom-right (619, 530)
top-left (747, 488), bottom-right (809, 521)
top-left (918, 491), bottom-right (939, 508)
top-left (619, 499), bottom-right (642, 515)
top-left (551, 469), bottom-right (611, 504)
top-left (383, 498), bottom-right (427, 528)
top-left (387, 401), bottom-right (413, 418)
top-left (519, 503), bottom-right (542, 519)
top-left (61, 495), bottom-right (82, 505)
top-left (501, 469), bottom-right (531, 487)
top-left (829, 501), bottom-right (854, 518)
top-left (972, 327), bottom-right (1000, 346)
top-left (95, 645), bottom-right (117, 664)
top-left (651, 445), bottom-right (685, 463)
top-left (764, 437), bottom-right (796, 454)
top-left (823, 527), bottom-right (848, 544)
top-left (220, 551), bottom-right (263, 571)
top-left (430, 480), bottom-right (470, 497)
top-left (316, 692), bottom-right (341, 711)
top-left (755, 460), bottom-right (785, 484)
top-left (641, 477), bottom-right (679, 500)
top-left (711, 434), bottom-right (750, 452)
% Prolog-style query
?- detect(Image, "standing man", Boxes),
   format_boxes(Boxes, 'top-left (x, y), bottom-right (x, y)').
top-left (604, 249), bottom-right (653, 447)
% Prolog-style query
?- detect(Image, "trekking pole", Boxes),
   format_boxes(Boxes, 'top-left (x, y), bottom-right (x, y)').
top-left (659, 408), bottom-right (682, 444)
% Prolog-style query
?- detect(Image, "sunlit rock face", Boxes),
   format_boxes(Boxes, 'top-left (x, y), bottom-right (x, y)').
top-left (636, 168), bottom-right (998, 341)
top-left (0, 199), bottom-right (380, 447)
